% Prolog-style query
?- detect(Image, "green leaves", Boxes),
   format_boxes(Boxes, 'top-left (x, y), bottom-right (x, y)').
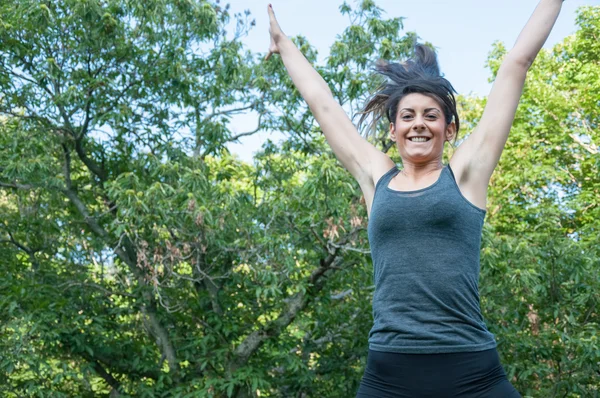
top-left (472, 6), bottom-right (600, 395)
top-left (1, 1), bottom-right (599, 396)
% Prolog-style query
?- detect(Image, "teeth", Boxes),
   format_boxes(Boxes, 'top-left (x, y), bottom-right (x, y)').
top-left (410, 137), bottom-right (428, 142)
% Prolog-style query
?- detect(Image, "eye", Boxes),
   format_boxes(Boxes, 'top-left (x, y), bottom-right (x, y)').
top-left (401, 115), bottom-right (413, 120)
top-left (425, 114), bottom-right (438, 120)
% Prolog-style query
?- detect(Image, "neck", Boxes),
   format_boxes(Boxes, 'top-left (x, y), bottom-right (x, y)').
top-left (400, 159), bottom-right (444, 180)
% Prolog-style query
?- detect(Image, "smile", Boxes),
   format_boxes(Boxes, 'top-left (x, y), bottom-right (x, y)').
top-left (408, 137), bottom-right (431, 142)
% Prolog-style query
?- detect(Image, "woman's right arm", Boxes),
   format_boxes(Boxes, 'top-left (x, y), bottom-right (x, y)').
top-left (266, 5), bottom-right (394, 195)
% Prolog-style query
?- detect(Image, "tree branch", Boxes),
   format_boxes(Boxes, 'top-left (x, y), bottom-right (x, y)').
top-left (52, 87), bottom-right (107, 182)
top-left (60, 185), bottom-right (178, 375)
top-left (91, 360), bottom-right (121, 397)
top-left (230, 247), bottom-right (342, 372)
top-left (308, 224), bottom-right (328, 250)
top-left (331, 289), bottom-right (353, 300)
top-left (569, 133), bottom-right (598, 155)
top-left (6, 68), bottom-right (53, 95)
top-left (92, 80), bottom-right (139, 125)
top-left (328, 236), bottom-right (370, 254)
top-left (142, 308), bottom-right (178, 374)
top-left (201, 103), bottom-right (256, 125)
top-left (227, 112), bottom-right (265, 142)
top-left (78, 91), bottom-right (94, 140)
top-left (0, 226), bottom-right (41, 270)
top-left (0, 181), bottom-right (36, 190)
top-left (229, 223), bottom-right (363, 374)
top-left (73, 136), bottom-right (108, 182)
top-left (62, 143), bottom-right (72, 188)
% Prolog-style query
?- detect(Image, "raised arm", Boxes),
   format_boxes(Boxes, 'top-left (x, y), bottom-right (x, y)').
top-left (265, 5), bottom-right (393, 204)
top-left (451, 0), bottom-right (564, 208)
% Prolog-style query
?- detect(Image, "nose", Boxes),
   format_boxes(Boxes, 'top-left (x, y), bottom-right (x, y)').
top-left (412, 117), bottom-right (426, 131)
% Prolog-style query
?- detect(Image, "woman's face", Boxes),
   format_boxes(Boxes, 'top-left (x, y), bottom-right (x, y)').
top-left (390, 93), bottom-right (455, 164)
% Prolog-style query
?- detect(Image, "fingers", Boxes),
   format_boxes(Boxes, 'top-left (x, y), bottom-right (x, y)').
top-left (267, 4), bottom-right (275, 22)
top-left (267, 4), bottom-right (280, 30)
top-left (265, 4), bottom-right (280, 61)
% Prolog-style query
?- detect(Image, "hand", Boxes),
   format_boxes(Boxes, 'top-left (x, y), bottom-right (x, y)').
top-left (265, 4), bottom-right (285, 61)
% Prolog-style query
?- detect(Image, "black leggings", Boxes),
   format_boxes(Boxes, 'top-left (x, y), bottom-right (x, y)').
top-left (356, 348), bottom-right (521, 398)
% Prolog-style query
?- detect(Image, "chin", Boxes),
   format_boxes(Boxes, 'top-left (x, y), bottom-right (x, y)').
top-left (402, 151), bottom-right (433, 160)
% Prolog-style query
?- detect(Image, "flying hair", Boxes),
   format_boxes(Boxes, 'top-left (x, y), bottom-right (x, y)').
top-left (357, 44), bottom-right (460, 138)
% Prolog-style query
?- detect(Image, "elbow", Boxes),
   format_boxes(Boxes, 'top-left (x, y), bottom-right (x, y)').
top-left (499, 54), bottom-right (534, 79)
top-left (517, 56), bottom-right (535, 71)
top-left (505, 52), bottom-right (535, 71)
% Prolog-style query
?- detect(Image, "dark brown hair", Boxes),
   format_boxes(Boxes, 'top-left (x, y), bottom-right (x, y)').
top-left (358, 44), bottom-right (460, 135)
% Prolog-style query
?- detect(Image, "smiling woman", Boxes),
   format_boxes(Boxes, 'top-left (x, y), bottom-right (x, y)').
top-left (389, 92), bottom-right (456, 191)
top-left (356, 46), bottom-right (461, 194)
top-left (265, 0), bottom-right (565, 396)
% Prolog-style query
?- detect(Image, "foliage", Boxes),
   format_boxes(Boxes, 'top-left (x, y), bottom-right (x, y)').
top-left (463, 6), bottom-right (600, 396)
top-left (0, 0), bottom-right (409, 396)
top-left (0, 0), bottom-right (598, 397)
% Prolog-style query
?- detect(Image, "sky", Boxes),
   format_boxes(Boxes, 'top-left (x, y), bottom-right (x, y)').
top-left (224, 0), bottom-right (598, 162)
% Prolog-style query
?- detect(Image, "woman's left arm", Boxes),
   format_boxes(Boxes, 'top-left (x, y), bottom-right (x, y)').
top-left (451, 0), bottom-right (564, 205)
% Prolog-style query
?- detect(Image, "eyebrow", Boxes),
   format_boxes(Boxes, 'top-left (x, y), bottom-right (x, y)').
top-left (400, 108), bottom-right (442, 113)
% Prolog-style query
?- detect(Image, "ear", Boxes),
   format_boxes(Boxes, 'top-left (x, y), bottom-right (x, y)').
top-left (445, 121), bottom-right (456, 142)
top-left (389, 122), bottom-right (397, 142)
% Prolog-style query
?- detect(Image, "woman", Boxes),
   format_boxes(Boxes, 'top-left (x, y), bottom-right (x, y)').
top-left (265, 1), bottom-right (563, 396)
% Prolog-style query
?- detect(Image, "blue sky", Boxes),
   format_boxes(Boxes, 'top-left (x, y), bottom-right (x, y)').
top-left (225, 0), bottom-right (598, 161)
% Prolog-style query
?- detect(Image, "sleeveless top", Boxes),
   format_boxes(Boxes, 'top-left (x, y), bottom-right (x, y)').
top-left (367, 164), bottom-right (497, 354)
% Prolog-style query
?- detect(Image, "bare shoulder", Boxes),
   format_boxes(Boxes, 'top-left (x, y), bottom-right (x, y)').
top-left (449, 141), bottom-right (489, 211)
top-left (357, 150), bottom-right (396, 216)
top-left (371, 152), bottom-right (397, 186)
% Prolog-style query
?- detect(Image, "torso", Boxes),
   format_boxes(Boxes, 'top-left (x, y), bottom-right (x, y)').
top-left (386, 168), bottom-right (443, 192)
top-left (361, 155), bottom-right (487, 216)
top-left (366, 164), bottom-right (495, 353)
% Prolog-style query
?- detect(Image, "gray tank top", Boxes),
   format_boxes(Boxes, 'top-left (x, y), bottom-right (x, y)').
top-left (367, 164), bottom-right (497, 354)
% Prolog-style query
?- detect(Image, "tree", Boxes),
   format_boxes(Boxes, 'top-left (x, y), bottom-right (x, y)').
top-left (1, 0), bottom-right (598, 396)
top-left (0, 0), bottom-right (268, 395)
top-left (0, 0), bottom-right (414, 396)
top-left (463, 6), bottom-right (599, 396)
